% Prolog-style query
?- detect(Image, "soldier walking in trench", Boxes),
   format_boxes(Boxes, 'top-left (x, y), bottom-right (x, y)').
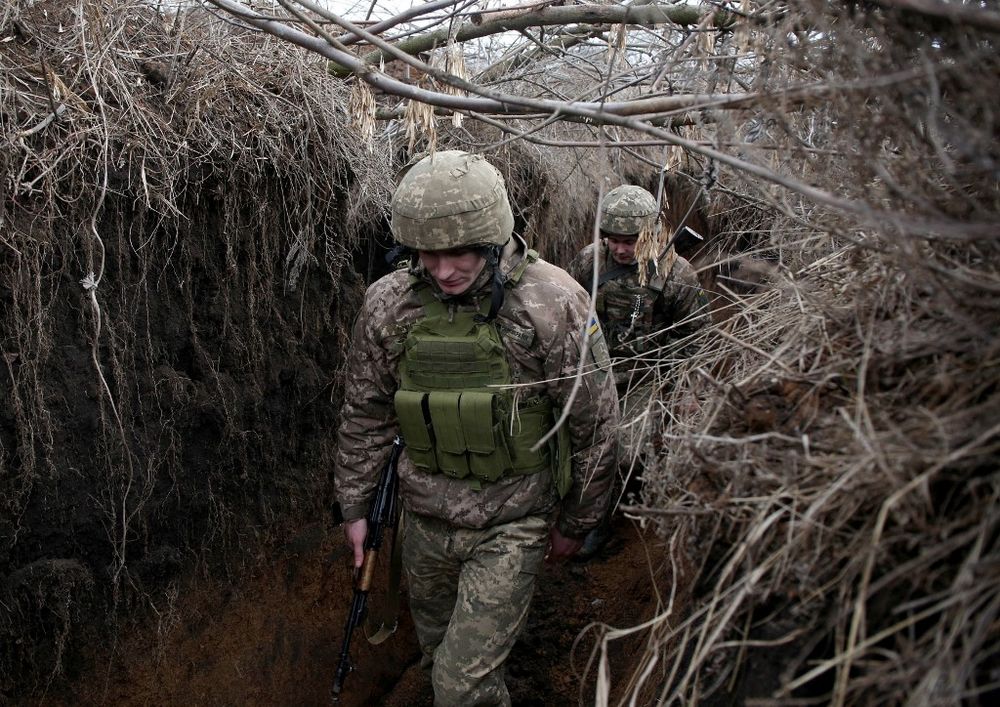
top-left (333, 150), bottom-right (619, 705)
top-left (565, 184), bottom-right (709, 558)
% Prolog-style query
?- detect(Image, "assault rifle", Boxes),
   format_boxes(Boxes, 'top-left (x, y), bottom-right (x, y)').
top-left (331, 436), bottom-right (404, 701)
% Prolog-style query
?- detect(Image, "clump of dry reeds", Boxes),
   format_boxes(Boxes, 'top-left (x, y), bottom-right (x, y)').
top-left (578, 2), bottom-right (1000, 704)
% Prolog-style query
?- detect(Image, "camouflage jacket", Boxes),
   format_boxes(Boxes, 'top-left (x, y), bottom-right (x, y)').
top-left (334, 236), bottom-right (619, 539)
top-left (565, 242), bottom-right (708, 366)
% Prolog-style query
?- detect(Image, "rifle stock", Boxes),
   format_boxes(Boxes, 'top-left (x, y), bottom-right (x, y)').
top-left (331, 436), bottom-right (404, 700)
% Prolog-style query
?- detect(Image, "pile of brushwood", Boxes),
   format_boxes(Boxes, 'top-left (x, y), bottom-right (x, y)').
top-left (0, 0), bottom-right (392, 696)
top-left (565, 4), bottom-right (999, 705)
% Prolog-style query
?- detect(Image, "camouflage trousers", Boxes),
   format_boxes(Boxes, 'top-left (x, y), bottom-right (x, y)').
top-left (401, 509), bottom-right (550, 707)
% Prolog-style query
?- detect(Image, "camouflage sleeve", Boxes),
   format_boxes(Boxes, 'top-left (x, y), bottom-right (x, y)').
top-left (540, 278), bottom-right (620, 539)
top-left (564, 243), bottom-right (597, 293)
top-left (333, 282), bottom-right (401, 522)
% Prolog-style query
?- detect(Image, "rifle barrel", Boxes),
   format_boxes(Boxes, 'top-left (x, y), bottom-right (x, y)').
top-left (332, 590), bottom-right (365, 696)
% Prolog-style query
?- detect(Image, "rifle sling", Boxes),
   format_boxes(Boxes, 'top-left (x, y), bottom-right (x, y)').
top-left (596, 257), bottom-right (659, 288)
top-left (597, 262), bottom-right (637, 287)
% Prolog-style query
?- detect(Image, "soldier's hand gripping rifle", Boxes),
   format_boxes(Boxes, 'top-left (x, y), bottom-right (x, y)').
top-left (331, 436), bottom-right (404, 701)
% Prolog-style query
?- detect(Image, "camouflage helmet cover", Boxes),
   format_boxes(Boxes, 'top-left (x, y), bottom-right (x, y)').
top-left (599, 185), bottom-right (658, 236)
top-left (391, 150), bottom-right (514, 250)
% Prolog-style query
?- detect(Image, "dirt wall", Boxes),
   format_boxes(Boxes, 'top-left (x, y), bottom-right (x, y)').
top-left (0, 2), bottom-right (390, 697)
top-left (1, 176), bottom-right (369, 699)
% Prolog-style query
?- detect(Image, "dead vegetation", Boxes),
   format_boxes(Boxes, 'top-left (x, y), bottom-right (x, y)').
top-left (2, 0), bottom-right (998, 705)
top-left (590, 4), bottom-right (1000, 705)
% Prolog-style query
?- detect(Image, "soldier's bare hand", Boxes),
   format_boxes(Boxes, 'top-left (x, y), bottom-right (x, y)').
top-left (546, 526), bottom-right (583, 563)
top-left (344, 518), bottom-right (367, 569)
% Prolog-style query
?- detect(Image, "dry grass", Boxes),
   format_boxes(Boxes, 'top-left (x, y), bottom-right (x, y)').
top-left (559, 3), bottom-right (1000, 704)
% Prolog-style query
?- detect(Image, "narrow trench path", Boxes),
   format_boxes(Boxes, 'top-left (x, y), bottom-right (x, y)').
top-left (59, 517), bottom-right (661, 706)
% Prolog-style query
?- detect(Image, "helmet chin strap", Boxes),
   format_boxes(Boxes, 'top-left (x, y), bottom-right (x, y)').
top-left (474, 244), bottom-right (506, 324)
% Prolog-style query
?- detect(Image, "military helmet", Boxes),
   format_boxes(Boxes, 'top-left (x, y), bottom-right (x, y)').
top-left (599, 185), bottom-right (658, 236)
top-left (391, 150), bottom-right (514, 250)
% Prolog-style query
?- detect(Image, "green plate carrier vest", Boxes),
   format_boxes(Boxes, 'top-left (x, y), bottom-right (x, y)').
top-left (394, 251), bottom-right (572, 496)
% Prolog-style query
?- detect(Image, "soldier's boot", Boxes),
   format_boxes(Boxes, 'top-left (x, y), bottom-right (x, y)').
top-left (575, 512), bottom-right (612, 561)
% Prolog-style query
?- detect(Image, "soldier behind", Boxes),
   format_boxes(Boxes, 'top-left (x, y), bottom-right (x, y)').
top-left (334, 151), bottom-right (619, 706)
top-left (565, 185), bottom-right (709, 558)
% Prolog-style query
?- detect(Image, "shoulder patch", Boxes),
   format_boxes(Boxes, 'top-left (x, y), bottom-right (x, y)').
top-left (586, 316), bottom-right (612, 372)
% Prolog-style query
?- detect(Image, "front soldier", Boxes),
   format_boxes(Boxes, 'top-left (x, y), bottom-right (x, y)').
top-left (334, 150), bottom-right (618, 706)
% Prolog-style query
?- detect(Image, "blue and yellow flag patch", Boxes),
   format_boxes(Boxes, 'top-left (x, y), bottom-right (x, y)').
top-left (585, 316), bottom-right (611, 372)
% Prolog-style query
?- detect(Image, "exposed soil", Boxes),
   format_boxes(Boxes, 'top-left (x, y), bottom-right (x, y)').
top-left (38, 514), bottom-right (665, 706)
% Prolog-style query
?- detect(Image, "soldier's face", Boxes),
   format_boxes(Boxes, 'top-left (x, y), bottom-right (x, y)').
top-left (419, 247), bottom-right (488, 295)
top-left (606, 235), bottom-right (638, 265)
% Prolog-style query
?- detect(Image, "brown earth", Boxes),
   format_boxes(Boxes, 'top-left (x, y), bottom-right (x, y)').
top-left (47, 514), bottom-right (667, 706)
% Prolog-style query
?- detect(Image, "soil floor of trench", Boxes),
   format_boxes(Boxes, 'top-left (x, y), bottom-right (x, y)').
top-left (50, 514), bottom-right (666, 706)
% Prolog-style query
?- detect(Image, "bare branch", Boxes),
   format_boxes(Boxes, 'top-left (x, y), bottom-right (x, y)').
top-left (334, 0), bottom-right (470, 47)
top-left (872, 0), bottom-right (1000, 33)
top-left (340, 1), bottom-right (731, 76)
top-left (205, 0), bottom-right (997, 239)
